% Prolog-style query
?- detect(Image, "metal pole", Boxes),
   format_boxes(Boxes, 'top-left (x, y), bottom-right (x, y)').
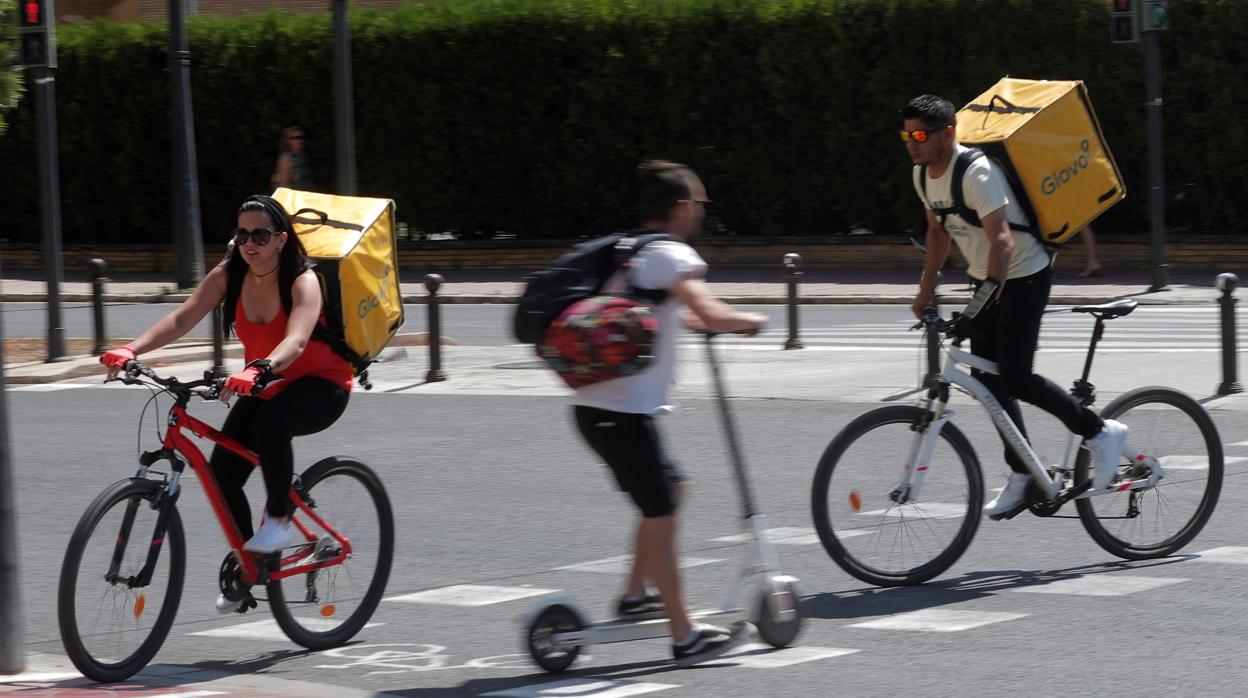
top-left (211, 306), bottom-right (226, 378)
top-left (86, 258), bottom-right (108, 355)
top-left (332, 0), bottom-right (357, 195)
top-left (1216, 273), bottom-right (1241, 395)
top-left (783, 253), bottom-right (802, 350)
top-left (922, 270), bottom-right (943, 388)
top-left (0, 254), bottom-right (25, 674)
top-left (169, 0), bottom-right (204, 290)
top-left (1143, 28), bottom-right (1169, 292)
top-left (424, 274), bottom-right (446, 383)
top-left (34, 67), bottom-right (67, 362)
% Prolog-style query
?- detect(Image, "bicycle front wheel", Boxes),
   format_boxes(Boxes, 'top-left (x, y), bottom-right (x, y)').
top-left (812, 405), bottom-right (983, 587)
top-left (268, 456), bottom-right (394, 650)
top-left (1076, 386), bottom-right (1223, 559)
top-left (58, 478), bottom-right (185, 683)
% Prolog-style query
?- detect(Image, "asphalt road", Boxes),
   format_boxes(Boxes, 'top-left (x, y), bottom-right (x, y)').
top-left (7, 379), bottom-right (1248, 696)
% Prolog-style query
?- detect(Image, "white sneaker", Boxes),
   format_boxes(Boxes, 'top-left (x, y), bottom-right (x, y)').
top-left (1087, 419), bottom-right (1129, 490)
top-left (215, 593), bottom-right (243, 615)
top-left (984, 472), bottom-right (1031, 519)
top-left (243, 516), bottom-right (293, 553)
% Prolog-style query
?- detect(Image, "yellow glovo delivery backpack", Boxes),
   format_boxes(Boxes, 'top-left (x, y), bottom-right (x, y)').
top-left (272, 188), bottom-right (404, 390)
top-left (945, 77), bottom-right (1126, 249)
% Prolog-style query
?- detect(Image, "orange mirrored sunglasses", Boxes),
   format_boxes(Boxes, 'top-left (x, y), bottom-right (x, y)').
top-left (899, 125), bottom-right (950, 144)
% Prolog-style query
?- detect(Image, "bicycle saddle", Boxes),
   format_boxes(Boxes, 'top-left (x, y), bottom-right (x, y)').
top-left (1071, 298), bottom-right (1138, 318)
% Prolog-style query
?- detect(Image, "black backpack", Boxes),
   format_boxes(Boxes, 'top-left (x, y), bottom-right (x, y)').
top-left (920, 147), bottom-right (1047, 249)
top-left (513, 230), bottom-right (672, 345)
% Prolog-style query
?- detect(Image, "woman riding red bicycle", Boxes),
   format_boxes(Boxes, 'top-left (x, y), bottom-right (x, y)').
top-left (101, 194), bottom-right (352, 613)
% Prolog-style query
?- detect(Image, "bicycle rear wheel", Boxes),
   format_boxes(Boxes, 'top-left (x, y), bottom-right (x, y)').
top-left (811, 405), bottom-right (983, 587)
top-left (1076, 387), bottom-right (1223, 559)
top-left (58, 478), bottom-right (185, 683)
top-left (268, 456), bottom-right (394, 650)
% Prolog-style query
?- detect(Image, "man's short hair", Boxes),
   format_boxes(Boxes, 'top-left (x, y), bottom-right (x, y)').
top-left (637, 160), bottom-right (693, 222)
top-left (901, 94), bottom-right (956, 129)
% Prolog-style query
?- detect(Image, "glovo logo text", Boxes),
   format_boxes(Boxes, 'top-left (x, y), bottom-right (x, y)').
top-left (1041, 139), bottom-right (1092, 196)
top-left (358, 264), bottom-right (394, 319)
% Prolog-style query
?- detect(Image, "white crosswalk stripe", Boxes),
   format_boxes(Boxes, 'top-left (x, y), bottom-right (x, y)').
top-left (678, 307), bottom-right (1242, 353)
top-left (848, 609), bottom-right (1028, 632)
top-left (481, 679), bottom-right (679, 697)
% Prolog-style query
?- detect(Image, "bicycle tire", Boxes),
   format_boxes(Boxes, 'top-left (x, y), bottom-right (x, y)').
top-left (58, 478), bottom-right (185, 683)
top-left (1075, 386), bottom-right (1223, 559)
top-left (268, 456), bottom-right (394, 650)
top-left (812, 405), bottom-right (983, 587)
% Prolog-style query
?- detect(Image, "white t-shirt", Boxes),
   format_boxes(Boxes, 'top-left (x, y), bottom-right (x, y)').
top-left (913, 144), bottom-right (1050, 281)
top-left (573, 239), bottom-right (708, 415)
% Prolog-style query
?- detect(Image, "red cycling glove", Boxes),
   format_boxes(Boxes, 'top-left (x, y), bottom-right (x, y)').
top-left (224, 366), bottom-right (265, 396)
top-left (100, 345), bottom-right (136, 369)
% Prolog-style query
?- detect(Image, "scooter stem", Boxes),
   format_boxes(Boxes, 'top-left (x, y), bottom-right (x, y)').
top-left (704, 333), bottom-right (758, 520)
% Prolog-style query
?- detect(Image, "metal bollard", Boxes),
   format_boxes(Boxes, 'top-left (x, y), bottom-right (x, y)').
top-left (1216, 273), bottom-right (1242, 395)
top-left (922, 270), bottom-right (944, 388)
top-left (85, 258), bottom-right (108, 356)
top-left (210, 306), bottom-right (227, 378)
top-left (424, 273), bottom-right (447, 383)
top-left (783, 253), bottom-right (803, 350)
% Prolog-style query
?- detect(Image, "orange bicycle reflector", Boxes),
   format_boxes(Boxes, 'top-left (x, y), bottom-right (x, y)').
top-left (134, 595), bottom-right (146, 618)
top-left (320, 604), bottom-right (336, 618)
top-left (848, 490), bottom-right (862, 512)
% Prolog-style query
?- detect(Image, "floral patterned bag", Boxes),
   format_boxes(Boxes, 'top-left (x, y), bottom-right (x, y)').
top-left (539, 295), bottom-right (660, 389)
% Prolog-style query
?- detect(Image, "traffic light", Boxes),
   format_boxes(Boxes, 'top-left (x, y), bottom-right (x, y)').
top-left (15, 0), bottom-right (56, 68)
top-left (1110, 0), bottom-right (1140, 44)
top-left (18, 0), bottom-right (47, 29)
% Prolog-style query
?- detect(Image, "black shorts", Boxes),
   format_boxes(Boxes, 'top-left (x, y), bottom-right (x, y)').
top-left (574, 405), bottom-right (684, 518)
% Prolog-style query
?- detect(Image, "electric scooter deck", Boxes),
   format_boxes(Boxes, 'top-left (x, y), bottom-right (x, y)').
top-left (546, 604), bottom-right (745, 647)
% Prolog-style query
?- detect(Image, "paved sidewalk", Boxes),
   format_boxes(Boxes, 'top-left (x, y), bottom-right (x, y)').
top-left (1, 267), bottom-right (1237, 305)
top-left (4, 267), bottom-right (1238, 385)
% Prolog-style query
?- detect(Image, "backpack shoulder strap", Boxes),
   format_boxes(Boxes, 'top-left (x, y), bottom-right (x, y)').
top-left (947, 147), bottom-right (986, 228)
top-left (613, 230), bottom-right (674, 303)
top-left (278, 261), bottom-right (317, 316)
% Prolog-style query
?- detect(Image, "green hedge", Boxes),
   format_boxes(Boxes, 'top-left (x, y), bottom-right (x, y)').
top-left (0, 0), bottom-right (25, 136)
top-left (0, 0), bottom-right (1245, 244)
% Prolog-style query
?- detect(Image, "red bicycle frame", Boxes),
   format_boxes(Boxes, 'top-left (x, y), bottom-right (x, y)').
top-left (158, 403), bottom-right (353, 585)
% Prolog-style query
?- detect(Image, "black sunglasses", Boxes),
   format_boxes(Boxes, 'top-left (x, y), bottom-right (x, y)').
top-left (232, 227), bottom-right (279, 246)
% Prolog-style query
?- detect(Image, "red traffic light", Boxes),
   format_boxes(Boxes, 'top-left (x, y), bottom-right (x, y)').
top-left (1112, 0), bottom-right (1133, 11)
top-left (19, 0), bottom-right (46, 28)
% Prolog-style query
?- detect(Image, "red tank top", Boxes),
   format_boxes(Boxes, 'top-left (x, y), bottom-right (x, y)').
top-left (233, 299), bottom-right (353, 399)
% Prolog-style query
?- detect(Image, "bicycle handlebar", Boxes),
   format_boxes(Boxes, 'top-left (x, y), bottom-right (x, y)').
top-left (912, 308), bottom-right (959, 337)
top-left (115, 360), bottom-right (279, 399)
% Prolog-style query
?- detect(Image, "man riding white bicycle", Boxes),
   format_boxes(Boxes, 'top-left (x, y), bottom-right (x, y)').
top-left (902, 94), bottom-right (1128, 519)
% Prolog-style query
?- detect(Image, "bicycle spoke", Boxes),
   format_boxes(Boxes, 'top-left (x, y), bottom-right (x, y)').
top-left (60, 480), bottom-right (183, 682)
top-left (267, 458), bottom-right (393, 649)
top-left (813, 408), bottom-right (982, 586)
top-left (1077, 388), bottom-right (1222, 559)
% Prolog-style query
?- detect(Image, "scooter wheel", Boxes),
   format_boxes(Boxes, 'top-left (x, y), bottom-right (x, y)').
top-left (755, 581), bottom-right (803, 648)
top-left (527, 604), bottom-right (584, 673)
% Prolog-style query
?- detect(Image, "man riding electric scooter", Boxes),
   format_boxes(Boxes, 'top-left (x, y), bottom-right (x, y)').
top-left (570, 160), bottom-right (767, 666)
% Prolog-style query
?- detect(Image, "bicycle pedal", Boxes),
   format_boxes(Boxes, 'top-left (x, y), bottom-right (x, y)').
top-left (988, 501), bottom-right (1028, 521)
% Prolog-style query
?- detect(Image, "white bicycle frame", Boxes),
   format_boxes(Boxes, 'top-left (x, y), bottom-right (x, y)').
top-left (900, 343), bottom-right (1164, 505)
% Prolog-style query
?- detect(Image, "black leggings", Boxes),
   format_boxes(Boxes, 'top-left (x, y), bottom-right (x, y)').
top-left (209, 377), bottom-right (349, 539)
top-left (969, 266), bottom-right (1103, 474)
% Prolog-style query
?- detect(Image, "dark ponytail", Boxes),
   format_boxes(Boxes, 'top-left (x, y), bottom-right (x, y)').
top-left (220, 195), bottom-right (311, 336)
